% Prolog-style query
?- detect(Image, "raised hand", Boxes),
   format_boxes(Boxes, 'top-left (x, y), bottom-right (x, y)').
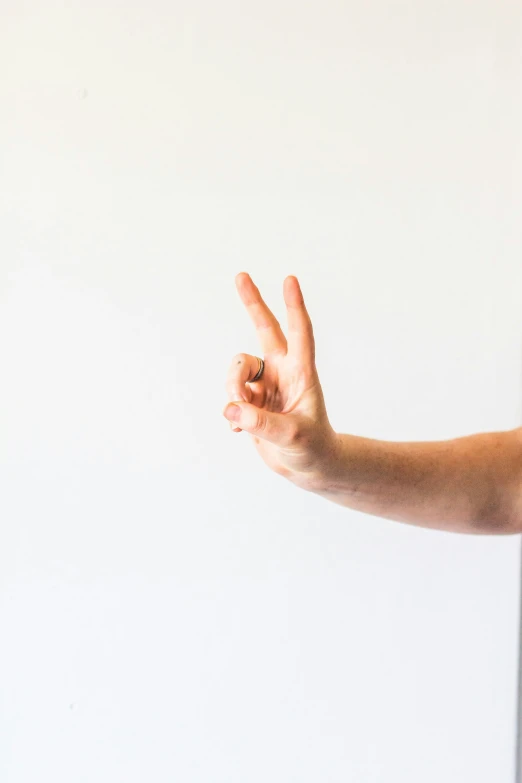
top-left (222, 273), bottom-right (340, 490)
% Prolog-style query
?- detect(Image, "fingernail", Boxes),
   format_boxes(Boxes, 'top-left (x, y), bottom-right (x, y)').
top-left (224, 404), bottom-right (241, 422)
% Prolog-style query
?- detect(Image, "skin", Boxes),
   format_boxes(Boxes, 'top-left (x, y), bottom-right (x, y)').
top-left (223, 273), bottom-right (522, 534)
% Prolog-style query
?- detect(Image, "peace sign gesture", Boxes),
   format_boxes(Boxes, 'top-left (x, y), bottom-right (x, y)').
top-left (223, 273), bottom-right (340, 491)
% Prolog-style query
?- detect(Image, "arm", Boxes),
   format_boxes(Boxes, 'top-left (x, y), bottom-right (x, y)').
top-left (225, 272), bottom-right (522, 536)
top-left (306, 427), bottom-right (522, 535)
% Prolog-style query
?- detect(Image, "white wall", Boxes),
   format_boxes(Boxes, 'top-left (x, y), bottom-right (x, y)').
top-left (1, 2), bottom-right (522, 781)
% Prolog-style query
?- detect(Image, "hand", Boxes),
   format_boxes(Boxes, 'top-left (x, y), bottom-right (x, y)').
top-left (222, 272), bottom-right (340, 490)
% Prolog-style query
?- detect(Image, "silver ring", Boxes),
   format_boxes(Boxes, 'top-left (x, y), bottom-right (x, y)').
top-left (249, 357), bottom-right (264, 382)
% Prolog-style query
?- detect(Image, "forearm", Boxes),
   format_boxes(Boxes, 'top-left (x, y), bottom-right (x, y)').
top-left (309, 428), bottom-right (522, 534)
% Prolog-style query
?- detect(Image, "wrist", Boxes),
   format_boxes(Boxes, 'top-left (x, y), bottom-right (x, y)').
top-left (295, 430), bottom-right (347, 494)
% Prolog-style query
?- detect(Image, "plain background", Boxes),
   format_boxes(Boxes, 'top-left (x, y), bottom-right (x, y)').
top-left (2, 2), bottom-right (522, 781)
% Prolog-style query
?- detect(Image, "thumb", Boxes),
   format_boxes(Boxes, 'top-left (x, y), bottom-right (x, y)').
top-left (223, 402), bottom-right (297, 447)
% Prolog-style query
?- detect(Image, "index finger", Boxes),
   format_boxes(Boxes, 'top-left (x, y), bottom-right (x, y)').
top-left (235, 273), bottom-right (287, 355)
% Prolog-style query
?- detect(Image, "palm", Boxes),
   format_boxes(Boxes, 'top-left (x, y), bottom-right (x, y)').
top-left (227, 273), bottom-right (335, 484)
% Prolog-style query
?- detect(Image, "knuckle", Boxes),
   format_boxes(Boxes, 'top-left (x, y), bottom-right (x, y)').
top-left (224, 380), bottom-right (236, 398)
top-left (232, 352), bottom-right (250, 366)
top-left (226, 353), bottom-right (250, 393)
top-left (253, 414), bottom-right (268, 435)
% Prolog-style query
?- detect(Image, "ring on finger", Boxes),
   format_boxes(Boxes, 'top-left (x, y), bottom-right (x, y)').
top-left (248, 357), bottom-right (264, 383)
